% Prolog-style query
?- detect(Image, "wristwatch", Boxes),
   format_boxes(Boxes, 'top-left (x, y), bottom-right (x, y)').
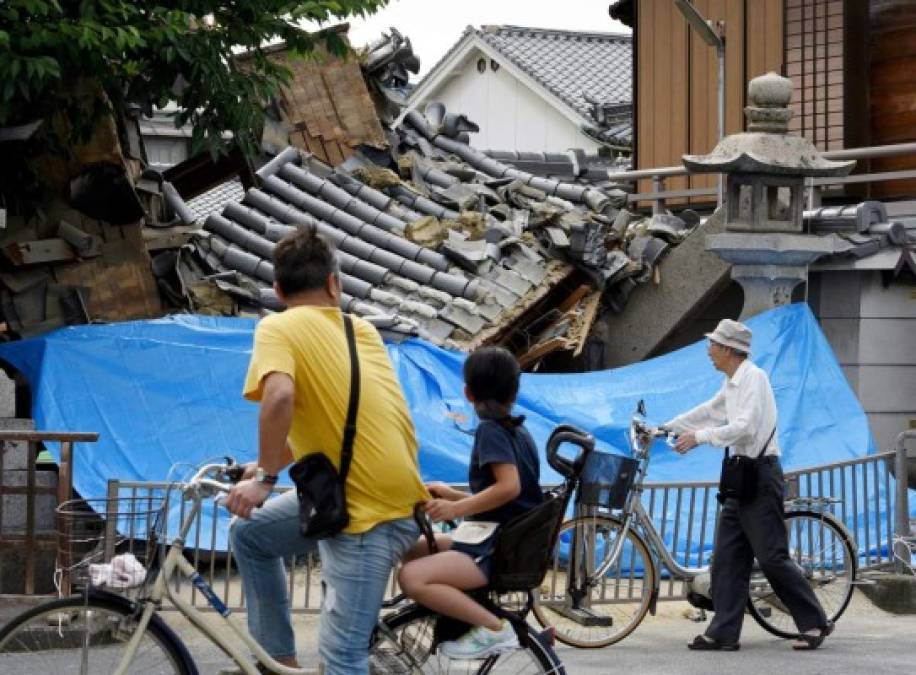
top-left (254, 467), bottom-right (278, 487)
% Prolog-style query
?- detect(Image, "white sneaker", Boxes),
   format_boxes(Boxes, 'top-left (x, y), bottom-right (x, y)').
top-left (439, 620), bottom-right (520, 660)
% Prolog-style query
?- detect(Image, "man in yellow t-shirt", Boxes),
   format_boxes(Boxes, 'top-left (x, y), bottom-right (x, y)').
top-left (225, 225), bottom-right (429, 675)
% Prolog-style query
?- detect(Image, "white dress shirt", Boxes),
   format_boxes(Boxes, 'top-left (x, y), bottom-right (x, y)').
top-left (665, 359), bottom-right (780, 457)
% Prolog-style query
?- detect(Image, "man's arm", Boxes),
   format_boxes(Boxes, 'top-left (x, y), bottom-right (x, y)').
top-left (694, 371), bottom-right (762, 450)
top-left (666, 387), bottom-right (727, 434)
top-left (256, 372), bottom-right (296, 475)
top-left (226, 372), bottom-right (295, 518)
top-left (668, 387), bottom-right (727, 454)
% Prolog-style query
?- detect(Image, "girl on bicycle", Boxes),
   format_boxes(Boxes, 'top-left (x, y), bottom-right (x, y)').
top-left (398, 346), bottom-right (543, 660)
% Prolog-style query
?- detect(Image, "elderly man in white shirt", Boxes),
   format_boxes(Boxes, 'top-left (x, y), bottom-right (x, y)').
top-left (665, 319), bottom-right (833, 652)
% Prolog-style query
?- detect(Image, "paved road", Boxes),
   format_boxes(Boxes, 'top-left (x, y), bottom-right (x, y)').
top-left (170, 591), bottom-right (916, 674)
top-left (554, 595), bottom-right (916, 674)
top-left (2, 590), bottom-right (912, 673)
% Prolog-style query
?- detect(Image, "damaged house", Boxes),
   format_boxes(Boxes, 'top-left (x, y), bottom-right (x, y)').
top-left (142, 26), bottom-right (690, 370)
top-left (0, 20), bottom-right (692, 374)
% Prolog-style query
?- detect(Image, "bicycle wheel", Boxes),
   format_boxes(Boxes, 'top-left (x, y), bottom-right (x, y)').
top-left (369, 602), bottom-right (564, 674)
top-left (748, 510), bottom-right (856, 638)
top-left (0, 590), bottom-right (196, 674)
top-left (532, 515), bottom-right (655, 648)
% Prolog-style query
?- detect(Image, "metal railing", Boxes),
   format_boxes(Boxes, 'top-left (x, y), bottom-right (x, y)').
top-left (99, 445), bottom-right (912, 611)
top-left (607, 141), bottom-right (916, 215)
top-left (0, 430), bottom-right (99, 596)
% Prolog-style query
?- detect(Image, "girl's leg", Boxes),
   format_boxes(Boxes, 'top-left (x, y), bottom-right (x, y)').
top-left (402, 534), bottom-right (453, 562)
top-left (398, 551), bottom-right (498, 630)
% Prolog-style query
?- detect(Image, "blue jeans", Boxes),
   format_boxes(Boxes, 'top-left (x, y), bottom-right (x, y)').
top-left (318, 517), bottom-right (419, 675)
top-left (229, 489), bottom-right (316, 660)
top-left (229, 489), bottom-right (418, 671)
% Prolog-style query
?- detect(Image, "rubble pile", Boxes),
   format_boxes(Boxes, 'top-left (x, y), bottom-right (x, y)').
top-left (0, 25), bottom-right (699, 368)
top-left (155, 97), bottom-right (696, 360)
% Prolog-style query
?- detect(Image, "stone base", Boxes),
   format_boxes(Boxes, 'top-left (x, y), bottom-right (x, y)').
top-left (858, 573), bottom-right (916, 614)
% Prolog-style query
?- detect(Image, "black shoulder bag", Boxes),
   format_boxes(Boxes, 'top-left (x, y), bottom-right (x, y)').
top-left (288, 313), bottom-right (360, 539)
top-left (717, 425), bottom-right (777, 504)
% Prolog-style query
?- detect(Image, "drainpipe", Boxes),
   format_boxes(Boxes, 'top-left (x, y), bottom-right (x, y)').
top-left (894, 430), bottom-right (915, 573)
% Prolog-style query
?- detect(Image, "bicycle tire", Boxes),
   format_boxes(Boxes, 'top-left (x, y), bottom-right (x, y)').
top-left (0, 589), bottom-right (197, 674)
top-left (369, 601), bottom-right (565, 674)
top-left (747, 509), bottom-right (857, 639)
top-left (532, 515), bottom-right (656, 648)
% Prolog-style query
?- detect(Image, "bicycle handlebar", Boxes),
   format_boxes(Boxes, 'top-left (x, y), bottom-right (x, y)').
top-left (185, 458), bottom-right (245, 497)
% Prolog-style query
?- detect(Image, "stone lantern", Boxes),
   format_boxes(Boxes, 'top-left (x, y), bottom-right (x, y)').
top-left (682, 72), bottom-right (856, 318)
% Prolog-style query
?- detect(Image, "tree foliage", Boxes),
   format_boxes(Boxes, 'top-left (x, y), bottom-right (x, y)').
top-left (0, 0), bottom-right (388, 161)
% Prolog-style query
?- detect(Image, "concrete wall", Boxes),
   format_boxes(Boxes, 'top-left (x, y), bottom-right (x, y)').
top-left (425, 49), bottom-right (602, 154)
top-left (809, 270), bottom-right (916, 454)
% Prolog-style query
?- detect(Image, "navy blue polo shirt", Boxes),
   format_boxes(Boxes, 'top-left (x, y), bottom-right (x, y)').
top-left (468, 419), bottom-right (543, 523)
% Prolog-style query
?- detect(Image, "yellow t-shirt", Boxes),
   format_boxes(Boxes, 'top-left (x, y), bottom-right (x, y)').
top-left (243, 305), bottom-right (430, 533)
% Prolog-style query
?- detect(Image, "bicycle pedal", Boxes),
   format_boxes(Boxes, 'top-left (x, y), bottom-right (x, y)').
top-left (554, 605), bottom-right (613, 627)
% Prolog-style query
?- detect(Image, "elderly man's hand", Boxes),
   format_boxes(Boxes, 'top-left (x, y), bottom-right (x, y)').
top-left (225, 479), bottom-right (272, 519)
top-left (673, 432), bottom-right (699, 454)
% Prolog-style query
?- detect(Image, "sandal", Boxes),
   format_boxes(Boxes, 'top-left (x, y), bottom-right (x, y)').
top-left (791, 621), bottom-right (834, 651)
top-left (687, 634), bottom-right (740, 651)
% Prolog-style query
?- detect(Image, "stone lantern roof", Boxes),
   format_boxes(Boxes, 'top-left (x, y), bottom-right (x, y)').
top-left (682, 72), bottom-right (855, 178)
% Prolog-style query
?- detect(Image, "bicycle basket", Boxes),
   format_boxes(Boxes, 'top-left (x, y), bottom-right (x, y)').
top-left (578, 451), bottom-right (639, 510)
top-left (56, 494), bottom-right (169, 588)
top-left (489, 491), bottom-right (568, 593)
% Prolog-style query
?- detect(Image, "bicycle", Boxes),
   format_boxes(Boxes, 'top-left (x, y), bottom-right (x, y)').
top-left (531, 401), bottom-right (858, 648)
top-left (0, 440), bottom-right (590, 675)
top-left (368, 423), bottom-right (599, 673)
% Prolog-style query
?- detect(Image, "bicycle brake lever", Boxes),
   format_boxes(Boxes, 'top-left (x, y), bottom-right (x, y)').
top-left (225, 463), bottom-right (245, 483)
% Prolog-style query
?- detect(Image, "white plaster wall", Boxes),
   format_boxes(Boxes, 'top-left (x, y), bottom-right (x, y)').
top-left (419, 50), bottom-right (601, 154)
top-left (145, 137), bottom-right (190, 170)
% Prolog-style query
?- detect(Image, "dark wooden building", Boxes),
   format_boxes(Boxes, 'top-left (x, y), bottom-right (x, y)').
top-left (610, 0), bottom-right (916, 199)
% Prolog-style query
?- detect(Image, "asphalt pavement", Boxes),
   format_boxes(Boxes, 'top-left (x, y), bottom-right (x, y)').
top-left (2, 589), bottom-right (912, 673)
top-left (168, 590), bottom-right (916, 674)
top-left (554, 593), bottom-right (916, 675)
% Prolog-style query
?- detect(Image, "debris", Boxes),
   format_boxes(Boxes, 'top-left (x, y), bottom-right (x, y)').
top-left (57, 221), bottom-right (102, 258)
top-left (404, 216), bottom-right (449, 247)
top-left (4, 239), bottom-right (77, 266)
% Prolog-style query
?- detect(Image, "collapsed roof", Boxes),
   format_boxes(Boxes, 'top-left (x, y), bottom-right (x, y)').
top-left (163, 98), bottom-right (694, 353)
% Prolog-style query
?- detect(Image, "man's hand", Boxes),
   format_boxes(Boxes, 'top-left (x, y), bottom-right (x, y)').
top-left (425, 498), bottom-right (461, 522)
top-left (673, 431), bottom-right (699, 455)
top-left (225, 479), bottom-right (272, 519)
top-left (239, 462), bottom-right (258, 481)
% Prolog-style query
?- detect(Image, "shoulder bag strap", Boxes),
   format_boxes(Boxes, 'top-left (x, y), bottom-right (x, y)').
top-left (756, 425), bottom-right (777, 459)
top-left (726, 424), bottom-right (777, 461)
top-left (338, 314), bottom-right (361, 482)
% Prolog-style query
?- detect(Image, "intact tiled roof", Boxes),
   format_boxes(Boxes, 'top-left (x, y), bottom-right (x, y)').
top-left (412, 25), bottom-right (632, 146)
top-left (186, 179), bottom-right (245, 222)
top-left (476, 26), bottom-right (632, 120)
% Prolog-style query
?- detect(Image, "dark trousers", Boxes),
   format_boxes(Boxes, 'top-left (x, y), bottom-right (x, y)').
top-left (705, 459), bottom-right (827, 643)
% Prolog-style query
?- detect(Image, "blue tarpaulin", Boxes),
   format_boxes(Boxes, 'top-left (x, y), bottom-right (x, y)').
top-left (0, 303), bottom-right (880, 550)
